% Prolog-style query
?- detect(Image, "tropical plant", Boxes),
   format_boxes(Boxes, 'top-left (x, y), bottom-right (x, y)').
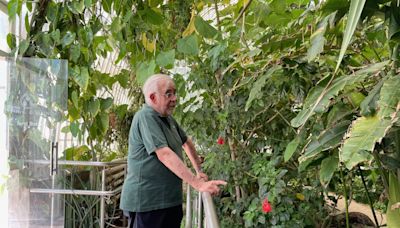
top-left (7, 0), bottom-right (400, 227)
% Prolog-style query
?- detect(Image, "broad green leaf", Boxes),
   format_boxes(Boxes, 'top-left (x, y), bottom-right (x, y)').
top-left (70, 44), bottom-right (81, 63)
top-left (335, 0), bottom-right (366, 72)
top-left (348, 91), bottom-right (365, 108)
top-left (102, 0), bottom-right (112, 13)
top-left (269, 0), bottom-right (286, 13)
top-left (143, 8), bottom-right (164, 25)
top-left (84, 98), bottom-right (100, 116)
top-left (156, 49), bottom-right (175, 68)
top-left (37, 33), bottom-right (52, 55)
top-left (387, 173), bottom-right (400, 227)
top-left (149, 0), bottom-right (162, 7)
top-left (284, 137), bottom-right (300, 162)
top-left (72, 145), bottom-right (90, 160)
top-left (78, 67), bottom-right (89, 91)
top-left (84, 0), bottom-right (92, 8)
top-left (61, 126), bottom-right (70, 133)
top-left (300, 121), bottom-right (350, 162)
top-left (111, 18), bottom-right (122, 34)
top-left (24, 12), bottom-right (30, 34)
top-left (388, 4), bottom-right (400, 40)
top-left (45, 1), bottom-right (58, 23)
top-left (306, 12), bottom-right (336, 62)
top-left (360, 80), bottom-right (383, 116)
top-left (71, 90), bottom-right (79, 108)
top-left (194, 16), bottom-right (218, 39)
top-left (50, 29), bottom-right (61, 44)
top-left (377, 75), bottom-right (400, 119)
top-left (291, 61), bottom-right (388, 128)
top-left (115, 104), bottom-right (128, 120)
top-left (68, 103), bottom-right (80, 121)
top-left (100, 97), bottom-right (113, 111)
top-left (8, 0), bottom-right (21, 20)
top-left (380, 154), bottom-right (400, 170)
top-left (61, 31), bottom-right (76, 47)
top-left (71, 0), bottom-right (85, 14)
top-left (7, 33), bottom-right (16, 49)
top-left (245, 66), bottom-right (281, 111)
top-left (115, 69), bottom-right (130, 88)
top-left (97, 112), bottom-right (109, 133)
top-left (326, 103), bottom-right (352, 126)
top-left (136, 60), bottom-right (156, 85)
top-left (70, 121), bottom-right (79, 137)
top-left (319, 153), bottom-right (339, 186)
top-left (177, 35), bottom-right (199, 55)
top-left (18, 39), bottom-right (30, 55)
top-left (341, 115), bottom-right (396, 169)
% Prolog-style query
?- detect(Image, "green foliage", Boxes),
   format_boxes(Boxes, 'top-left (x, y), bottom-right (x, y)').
top-left (9, 0), bottom-right (400, 226)
top-left (177, 35), bottom-right (199, 55)
top-left (194, 16), bottom-right (218, 39)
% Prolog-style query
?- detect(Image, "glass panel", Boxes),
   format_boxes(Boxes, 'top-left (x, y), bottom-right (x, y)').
top-left (0, 10), bottom-right (9, 52)
top-left (2, 57), bottom-right (67, 228)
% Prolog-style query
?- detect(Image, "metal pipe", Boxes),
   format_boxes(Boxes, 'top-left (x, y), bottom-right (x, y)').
top-left (25, 159), bottom-right (127, 167)
top-left (201, 192), bottom-right (220, 228)
top-left (185, 186), bottom-right (192, 228)
top-left (29, 186), bottom-right (123, 196)
top-left (100, 168), bottom-right (106, 228)
top-left (198, 192), bottom-right (202, 228)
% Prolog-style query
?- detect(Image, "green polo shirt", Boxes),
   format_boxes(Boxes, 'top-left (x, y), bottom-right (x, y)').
top-left (120, 104), bottom-right (188, 212)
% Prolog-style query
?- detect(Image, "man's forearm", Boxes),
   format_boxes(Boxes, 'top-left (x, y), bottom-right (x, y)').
top-left (182, 138), bottom-right (202, 172)
top-left (156, 147), bottom-right (202, 188)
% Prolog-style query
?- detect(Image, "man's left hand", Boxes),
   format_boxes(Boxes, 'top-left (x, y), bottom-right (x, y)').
top-left (196, 171), bottom-right (208, 181)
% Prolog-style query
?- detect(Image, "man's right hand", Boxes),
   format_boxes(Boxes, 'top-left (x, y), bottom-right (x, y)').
top-left (193, 179), bottom-right (227, 196)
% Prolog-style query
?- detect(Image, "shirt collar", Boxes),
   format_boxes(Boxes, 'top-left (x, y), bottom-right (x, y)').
top-left (143, 103), bottom-right (167, 118)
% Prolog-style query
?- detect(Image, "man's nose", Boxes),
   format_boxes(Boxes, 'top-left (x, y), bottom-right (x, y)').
top-left (170, 94), bottom-right (177, 101)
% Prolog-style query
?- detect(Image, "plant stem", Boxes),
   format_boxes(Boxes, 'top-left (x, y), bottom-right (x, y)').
top-left (358, 165), bottom-right (379, 227)
top-left (340, 167), bottom-right (350, 228)
top-left (394, 128), bottom-right (400, 184)
top-left (234, 0), bottom-right (253, 24)
top-left (213, 0), bottom-right (221, 32)
top-left (373, 151), bottom-right (389, 196)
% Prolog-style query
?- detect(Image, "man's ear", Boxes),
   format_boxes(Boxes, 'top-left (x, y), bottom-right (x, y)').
top-left (149, 93), bottom-right (156, 103)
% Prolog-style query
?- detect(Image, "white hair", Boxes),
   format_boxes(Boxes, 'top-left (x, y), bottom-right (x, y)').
top-left (142, 74), bottom-right (172, 105)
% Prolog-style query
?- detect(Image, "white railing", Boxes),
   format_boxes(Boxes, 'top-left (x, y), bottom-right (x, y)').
top-left (185, 186), bottom-right (220, 228)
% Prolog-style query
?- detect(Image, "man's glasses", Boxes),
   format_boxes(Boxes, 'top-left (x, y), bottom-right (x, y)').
top-left (161, 91), bottom-right (177, 99)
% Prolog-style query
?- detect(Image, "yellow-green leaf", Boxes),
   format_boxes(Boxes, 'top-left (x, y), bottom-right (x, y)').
top-left (336, 0), bottom-right (366, 72)
top-left (341, 115), bottom-right (396, 169)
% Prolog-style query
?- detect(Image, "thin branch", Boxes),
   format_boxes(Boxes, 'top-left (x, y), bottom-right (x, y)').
top-left (234, 0), bottom-right (253, 24)
top-left (243, 108), bottom-right (282, 143)
top-left (221, 58), bottom-right (240, 76)
top-left (213, 0), bottom-right (221, 32)
top-left (275, 109), bottom-right (297, 134)
top-left (240, 11), bottom-right (250, 50)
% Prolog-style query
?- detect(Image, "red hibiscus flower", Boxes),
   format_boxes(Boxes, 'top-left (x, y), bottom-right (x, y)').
top-left (217, 136), bottom-right (225, 145)
top-left (262, 198), bottom-right (272, 213)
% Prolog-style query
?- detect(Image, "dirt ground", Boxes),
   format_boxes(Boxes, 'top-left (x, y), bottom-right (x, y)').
top-left (335, 197), bottom-right (387, 227)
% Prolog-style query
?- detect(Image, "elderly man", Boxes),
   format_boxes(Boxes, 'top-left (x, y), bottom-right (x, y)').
top-left (120, 74), bottom-right (226, 228)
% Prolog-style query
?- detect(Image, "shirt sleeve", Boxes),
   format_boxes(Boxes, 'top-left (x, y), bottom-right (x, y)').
top-left (138, 114), bottom-right (168, 155)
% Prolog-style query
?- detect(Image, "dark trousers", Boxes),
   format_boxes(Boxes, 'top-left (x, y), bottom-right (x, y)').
top-left (124, 205), bottom-right (183, 228)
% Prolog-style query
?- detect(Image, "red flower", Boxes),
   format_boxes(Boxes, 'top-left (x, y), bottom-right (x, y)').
top-left (262, 198), bottom-right (272, 213)
top-left (217, 136), bottom-right (225, 145)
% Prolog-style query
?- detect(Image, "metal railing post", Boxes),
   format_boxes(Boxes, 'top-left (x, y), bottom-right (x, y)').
top-left (185, 186), bottom-right (192, 228)
top-left (100, 168), bottom-right (106, 228)
top-left (201, 192), bottom-right (220, 228)
top-left (198, 192), bottom-right (202, 228)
